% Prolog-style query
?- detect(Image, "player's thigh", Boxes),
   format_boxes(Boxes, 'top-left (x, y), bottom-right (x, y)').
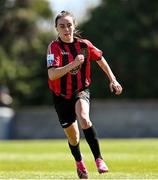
top-left (75, 98), bottom-right (90, 119)
top-left (75, 99), bottom-right (92, 129)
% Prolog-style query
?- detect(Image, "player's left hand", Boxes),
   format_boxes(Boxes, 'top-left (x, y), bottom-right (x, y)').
top-left (109, 79), bottom-right (123, 95)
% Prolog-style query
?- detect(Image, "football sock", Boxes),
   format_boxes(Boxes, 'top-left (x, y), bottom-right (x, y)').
top-left (68, 142), bottom-right (82, 162)
top-left (83, 126), bottom-right (102, 160)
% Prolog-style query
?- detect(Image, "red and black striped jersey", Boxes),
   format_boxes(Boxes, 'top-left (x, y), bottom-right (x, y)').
top-left (47, 37), bottom-right (102, 99)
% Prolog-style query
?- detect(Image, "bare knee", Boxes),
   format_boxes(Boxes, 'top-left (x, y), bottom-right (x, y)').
top-left (64, 122), bottom-right (80, 146)
top-left (80, 118), bottom-right (92, 129)
top-left (68, 134), bottom-right (80, 145)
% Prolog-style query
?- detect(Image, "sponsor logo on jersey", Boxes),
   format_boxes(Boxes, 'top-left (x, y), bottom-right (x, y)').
top-left (47, 54), bottom-right (54, 66)
top-left (70, 65), bottom-right (81, 75)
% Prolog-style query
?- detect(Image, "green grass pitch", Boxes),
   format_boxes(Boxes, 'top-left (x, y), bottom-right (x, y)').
top-left (0, 139), bottom-right (157, 179)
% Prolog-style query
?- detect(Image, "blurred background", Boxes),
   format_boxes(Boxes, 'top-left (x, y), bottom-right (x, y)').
top-left (0, 0), bottom-right (158, 139)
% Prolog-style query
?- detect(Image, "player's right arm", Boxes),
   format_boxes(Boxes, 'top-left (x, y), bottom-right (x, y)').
top-left (48, 56), bottom-right (84, 80)
top-left (47, 43), bottom-right (84, 81)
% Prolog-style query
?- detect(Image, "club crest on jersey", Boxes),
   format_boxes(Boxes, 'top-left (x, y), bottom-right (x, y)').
top-left (70, 65), bottom-right (81, 75)
top-left (80, 48), bottom-right (87, 57)
top-left (47, 54), bottom-right (54, 66)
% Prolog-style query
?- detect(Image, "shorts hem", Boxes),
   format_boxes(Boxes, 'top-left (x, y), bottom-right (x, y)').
top-left (61, 121), bottom-right (76, 129)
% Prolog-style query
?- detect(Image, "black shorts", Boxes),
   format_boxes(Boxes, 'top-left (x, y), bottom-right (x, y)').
top-left (53, 89), bottom-right (90, 128)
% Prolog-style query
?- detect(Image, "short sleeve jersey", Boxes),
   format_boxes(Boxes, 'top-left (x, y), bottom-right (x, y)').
top-left (47, 37), bottom-right (102, 99)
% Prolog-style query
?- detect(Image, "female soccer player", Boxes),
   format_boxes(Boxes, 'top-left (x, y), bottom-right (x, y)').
top-left (47, 11), bottom-right (122, 179)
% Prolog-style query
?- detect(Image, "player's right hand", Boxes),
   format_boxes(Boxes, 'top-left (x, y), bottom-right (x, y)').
top-left (74, 54), bottom-right (84, 66)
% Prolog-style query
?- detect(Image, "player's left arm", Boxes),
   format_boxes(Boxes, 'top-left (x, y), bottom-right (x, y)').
top-left (96, 56), bottom-right (123, 95)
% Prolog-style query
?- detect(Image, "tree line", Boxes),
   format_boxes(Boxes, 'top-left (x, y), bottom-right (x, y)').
top-left (81, 0), bottom-right (158, 99)
top-left (0, 0), bottom-right (158, 106)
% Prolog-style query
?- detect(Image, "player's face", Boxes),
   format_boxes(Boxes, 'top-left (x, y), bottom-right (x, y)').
top-left (56, 16), bottom-right (75, 43)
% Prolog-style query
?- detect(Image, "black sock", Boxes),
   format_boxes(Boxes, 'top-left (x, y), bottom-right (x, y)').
top-left (83, 126), bottom-right (102, 160)
top-left (68, 142), bottom-right (82, 162)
